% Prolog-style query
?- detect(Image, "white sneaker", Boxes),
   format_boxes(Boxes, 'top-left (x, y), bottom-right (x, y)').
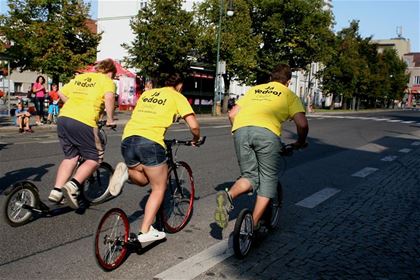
top-left (137, 226), bottom-right (166, 243)
top-left (109, 162), bottom-right (129, 196)
top-left (48, 188), bottom-right (63, 203)
top-left (62, 181), bottom-right (80, 209)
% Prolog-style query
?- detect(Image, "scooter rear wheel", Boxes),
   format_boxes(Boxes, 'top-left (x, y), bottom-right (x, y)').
top-left (3, 181), bottom-right (39, 227)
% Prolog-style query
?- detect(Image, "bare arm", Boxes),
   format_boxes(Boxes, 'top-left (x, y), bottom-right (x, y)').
top-left (58, 91), bottom-right (68, 103)
top-left (228, 104), bottom-right (240, 126)
top-left (183, 113), bottom-right (201, 143)
top-left (292, 112), bottom-right (309, 148)
top-left (104, 92), bottom-right (115, 125)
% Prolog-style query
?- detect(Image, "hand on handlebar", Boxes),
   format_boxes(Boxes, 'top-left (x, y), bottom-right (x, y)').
top-left (291, 141), bottom-right (308, 150)
top-left (191, 136), bottom-right (206, 147)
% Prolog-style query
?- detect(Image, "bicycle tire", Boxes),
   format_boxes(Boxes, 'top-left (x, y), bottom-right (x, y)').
top-left (94, 208), bottom-right (130, 271)
top-left (265, 181), bottom-right (283, 230)
top-left (233, 208), bottom-right (254, 259)
top-left (161, 161), bottom-right (195, 233)
top-left (82, 162), bottom-right (113, 204)
top-left (3, 181), bottom-right (39, 227)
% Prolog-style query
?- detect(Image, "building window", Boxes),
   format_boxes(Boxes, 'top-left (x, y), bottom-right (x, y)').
top-left (414, 76), bottom-right (420, 85)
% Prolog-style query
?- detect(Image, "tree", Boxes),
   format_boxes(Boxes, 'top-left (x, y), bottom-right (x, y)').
top-left (0, 0), bottom-right (100, 84)
top-left (123, 0), bottom-right (197, 85)
top-left (250, 0), bottom-right (335, 83)
top-left (194, 0), bottom-right (261, 112)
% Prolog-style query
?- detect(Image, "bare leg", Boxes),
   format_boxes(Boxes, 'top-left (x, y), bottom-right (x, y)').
top-left (55, 156), bottom-right (79, 188)
top-left (128, 165), bottom-right (149, 186)
top-left (17, 116), bottom-right (23, 129)
top-left (227, 178), bottom-right (253, 199)
top-left (252, 195), bottom-right (270, 226)
top-left (72, 159), bottom-right (99, 184)
top-left (24, 117), bottom-right (30, 129)
top-left (139, 164), bottom-right (168, 233)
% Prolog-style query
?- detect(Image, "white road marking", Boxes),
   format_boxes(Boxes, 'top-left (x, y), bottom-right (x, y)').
top-left (295, 188), bottom-right (341, 209)
top-left (39, 140), bottom-right (60, 144)
top-left (356, 143), bottom-right (387, 153)
top-left (386, 119), bottom-right (401, 123)
top-left (411, 141), bottom-right (420, 146)
top-left (381, 155), bottom-right (398, 162)
top-left (401, 121), bottom-right (416, 124)
top-left (399, 148), bottom-right (412, 153)
top-left (154, 238), bottom-right (233, 280)
top-left (352, 167), bottom-right (378, 178)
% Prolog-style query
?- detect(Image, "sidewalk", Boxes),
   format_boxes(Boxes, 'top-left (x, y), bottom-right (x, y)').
top-left (0, 110), bottom-right (223, 133)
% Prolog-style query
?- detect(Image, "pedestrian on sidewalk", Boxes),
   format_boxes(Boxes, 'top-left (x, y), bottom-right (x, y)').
top-left (15, 99), bottom-right (33, 133)
top-left (32, 75), bottom-right (47, 125)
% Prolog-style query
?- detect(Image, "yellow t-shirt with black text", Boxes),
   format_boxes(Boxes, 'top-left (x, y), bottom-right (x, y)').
top-left (232, 81), bottom-right (304, 136)
top-left (122, 87), bottom-right (194, 148)
top-left (59, 72), bottom-right (116, 127)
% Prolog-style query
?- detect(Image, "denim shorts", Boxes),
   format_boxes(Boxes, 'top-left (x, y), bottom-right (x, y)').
top-left (121, 135), bottom-right (167, 167)
top-left (233, 126), bottom-right (281, 199)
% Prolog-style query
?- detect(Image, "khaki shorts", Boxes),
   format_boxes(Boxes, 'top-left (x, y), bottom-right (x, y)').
top-left (233, 126), bottom-right (281, 198)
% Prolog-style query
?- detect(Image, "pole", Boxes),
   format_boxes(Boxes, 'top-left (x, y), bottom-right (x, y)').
top-left (212, 0), bottom-right (223, 116)
top-left (7, 61), bottom-right (10, 116)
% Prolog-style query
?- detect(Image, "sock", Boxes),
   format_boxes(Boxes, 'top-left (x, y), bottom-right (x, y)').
top-left (70, 178), bottom-right (82, 189)
top-left (53, 187), bottom-right (62, 192)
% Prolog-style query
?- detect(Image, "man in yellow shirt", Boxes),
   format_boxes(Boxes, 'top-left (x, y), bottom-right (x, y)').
top-left (48, 59), bottom-right (117, 209)
top-left (214, 64), bottom-right (309, 229)
top-left (108, 72), bottom-right (201, 243)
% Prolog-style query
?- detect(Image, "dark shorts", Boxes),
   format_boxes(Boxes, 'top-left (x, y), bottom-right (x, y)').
top-left (233, 126), bottom-right (281, 199)
top-left (57, 117), bottom-right (103, 162)
top-left (121, 135), bottom-right (167, 167)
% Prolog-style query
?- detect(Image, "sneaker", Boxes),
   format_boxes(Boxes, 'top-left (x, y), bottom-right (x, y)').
top-left (137, 226), bottom-right (166, 243)
top-left (109, 162), bottom-right (128, 196)
top-left (214, 189), bottom-right (233, 229)
top-left (48, 188), bottom-right (63, 203)
top-left (62, 181), bottom-right (80, 209)
top-left (18, 128), bottom-right (24, 133)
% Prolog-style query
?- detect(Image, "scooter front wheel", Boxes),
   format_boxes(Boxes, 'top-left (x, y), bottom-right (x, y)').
top-left (3, 181), bottom-right (39, 227)
top-left (94, 208), bottom-right (130, 271)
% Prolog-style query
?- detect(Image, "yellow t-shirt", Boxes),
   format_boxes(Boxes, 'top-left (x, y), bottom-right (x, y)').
top-left (232, 81), bottom-right (304, 136)
top-left (122, 87), bottom-right (195, 148)
top-left (59, 72), bottom-right (116, 127)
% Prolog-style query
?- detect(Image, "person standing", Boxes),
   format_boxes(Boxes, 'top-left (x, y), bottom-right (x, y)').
top-left (214, 64), bottom-right (309, 229)
top-left (32, 75), bottom-right (47, 125)
top-left (48, 59), bottom-right (117, 209)
top-left (108, 72), bottom-right (201, 243)
top-left (46, 83), bottom-right (60, 124)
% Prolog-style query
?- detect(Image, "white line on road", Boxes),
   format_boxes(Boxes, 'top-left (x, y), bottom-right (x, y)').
top-left (399, 148), bottom-right (412, 153)
top-left (154, 238), bottom-right (233, 280)
top-left (295, 188), bottom-right (341, 209)
top-left (381, 155), bottom-right (398, 162)
top-left (411, 141), bottom-right (420, 146)
top-left (356, 143), bottom-right (387, 153)
top-left (352, 167), bottom-right (378, 178)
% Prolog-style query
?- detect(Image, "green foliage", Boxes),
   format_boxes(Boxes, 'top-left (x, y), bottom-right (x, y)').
top-left (123, 0), bottom-right (198, 85)
top-left (250, 0), bottom-right (335, 83)
top-left (194, 0), bottom-right (261, 84)
top-left (0, 0), bottom-right (100, 83)
top-left (319, 21), bottom-right (408, 109)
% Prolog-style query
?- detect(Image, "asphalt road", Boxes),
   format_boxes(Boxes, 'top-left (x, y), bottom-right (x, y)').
top-left (0, 109), bottom-right (419, 279)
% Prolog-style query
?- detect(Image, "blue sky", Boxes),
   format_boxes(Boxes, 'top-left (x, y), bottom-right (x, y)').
top-left (333, 0), bottom-right (420, 52)
top-left (1, 0), bottom-right (419, 52)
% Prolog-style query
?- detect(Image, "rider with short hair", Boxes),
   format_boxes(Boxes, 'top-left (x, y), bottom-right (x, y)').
top-left (48, 59), bottom-right (117, 208)
top-left (214, 63), bottom-right (309, 229)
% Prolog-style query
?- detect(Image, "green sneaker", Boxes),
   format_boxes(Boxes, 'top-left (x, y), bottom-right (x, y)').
top-left (214, 190), bottom-right (233, 229)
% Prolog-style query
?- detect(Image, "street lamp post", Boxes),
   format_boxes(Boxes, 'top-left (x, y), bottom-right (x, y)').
top-left (212, 0), bottom-right (234, 116)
